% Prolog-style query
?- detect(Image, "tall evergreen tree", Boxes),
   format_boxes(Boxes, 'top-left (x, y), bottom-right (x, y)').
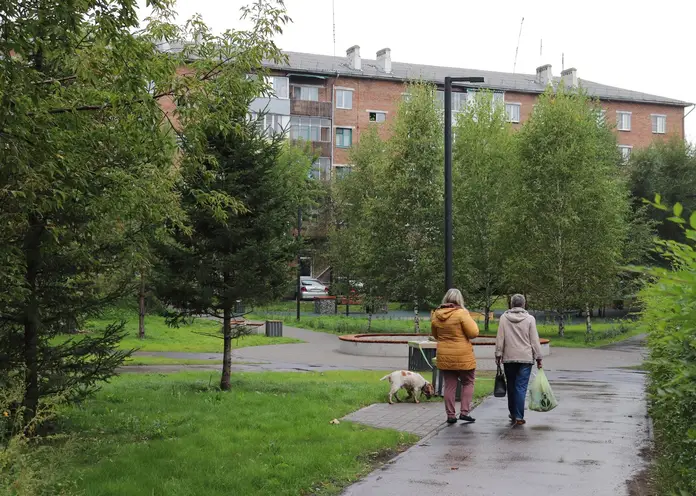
top-left (0, 0), bottom-right (289, 425)
top-left (156, 118), bottom-right (316, 390)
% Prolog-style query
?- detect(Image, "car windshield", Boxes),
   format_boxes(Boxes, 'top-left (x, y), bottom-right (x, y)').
top-left (301, 279), bottom-right (322, 287)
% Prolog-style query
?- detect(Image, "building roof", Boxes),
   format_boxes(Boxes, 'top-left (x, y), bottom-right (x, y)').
top-left (267, 50), bottom-right (690, 107)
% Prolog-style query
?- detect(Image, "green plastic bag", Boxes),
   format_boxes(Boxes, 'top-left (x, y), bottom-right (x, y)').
top-left (528, 369), bottom-right (558, 412)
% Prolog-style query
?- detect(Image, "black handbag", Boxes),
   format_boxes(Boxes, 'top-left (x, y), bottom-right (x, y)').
top-left (494, 364), bottom-right (507, 398)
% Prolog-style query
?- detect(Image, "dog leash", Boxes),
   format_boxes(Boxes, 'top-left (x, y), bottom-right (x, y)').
top-left (416, 342), bottom-right (434, 370)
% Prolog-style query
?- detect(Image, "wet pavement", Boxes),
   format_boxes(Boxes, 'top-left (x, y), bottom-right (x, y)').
top-left (342, 337), bottom-right (649, 496)
top-left (123, 327), bottom-right (647, 375)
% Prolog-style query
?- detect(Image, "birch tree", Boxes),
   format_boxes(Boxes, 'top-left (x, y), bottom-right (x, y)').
top-left (511, 88), bottom-right (629, 336)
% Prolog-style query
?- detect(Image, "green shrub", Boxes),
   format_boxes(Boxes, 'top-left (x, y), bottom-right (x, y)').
top-left (638, 199), bottom-right (696, 494)
top-left (1, 373), bottom-right (74, 495)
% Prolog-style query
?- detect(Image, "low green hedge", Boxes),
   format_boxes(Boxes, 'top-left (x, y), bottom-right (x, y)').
top-left (638, 203), bottom-right (696, 494)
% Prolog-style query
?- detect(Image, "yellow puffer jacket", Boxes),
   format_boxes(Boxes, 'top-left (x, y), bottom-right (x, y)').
top-left (431, 304), bottom-right (480, 370)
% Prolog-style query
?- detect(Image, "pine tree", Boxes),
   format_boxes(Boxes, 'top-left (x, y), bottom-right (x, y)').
top-left (156, 119), bottom-right (316, 390)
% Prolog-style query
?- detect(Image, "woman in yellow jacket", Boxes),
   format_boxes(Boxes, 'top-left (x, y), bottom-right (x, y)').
top-left (431, 288), bottom-right (480, 424)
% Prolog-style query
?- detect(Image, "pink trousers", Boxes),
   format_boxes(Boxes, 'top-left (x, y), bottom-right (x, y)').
top-left (442, 369), bottom-right (476, 418)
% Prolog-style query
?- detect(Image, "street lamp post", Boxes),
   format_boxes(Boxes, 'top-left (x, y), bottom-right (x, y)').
top-left (296, 206), bottom-right (302, 321)
top-left (443, 76), bottom-right (484, 292)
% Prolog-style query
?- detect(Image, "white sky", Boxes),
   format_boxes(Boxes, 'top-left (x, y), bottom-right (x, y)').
top-left (141, 0), bottom-right (696, 141)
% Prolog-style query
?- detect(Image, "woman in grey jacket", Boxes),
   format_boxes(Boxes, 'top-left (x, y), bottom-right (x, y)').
top-left (495, 294), bottom-right (543, 425)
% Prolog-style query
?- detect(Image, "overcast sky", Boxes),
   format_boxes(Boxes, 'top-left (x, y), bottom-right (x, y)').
top-left (141, 0), bottom-right (696, 141)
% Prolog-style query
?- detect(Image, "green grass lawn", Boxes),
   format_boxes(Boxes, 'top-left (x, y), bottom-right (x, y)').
top-left (251, 312), bottom-right (640, 348)
top-left (254, 300), bottom-right (404, 314)
top-left (76, 309), bottom-right (301, 353)
top-left (32, 371), bottom-right (493, 496)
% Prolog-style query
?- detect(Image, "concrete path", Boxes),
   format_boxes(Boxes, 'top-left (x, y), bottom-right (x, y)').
top-left (121, 325), bottom-right (406, 374)
top-left (342, 335), bottom-right (649, 496)
top-left (123, 326), bottom-right (646, 375)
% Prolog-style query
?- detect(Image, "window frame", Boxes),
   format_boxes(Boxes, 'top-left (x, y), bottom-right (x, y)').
top-left (367, 110), bottom-right (387, 123)
top-left (292, 85), bottom-right (319, 102)
top-left (310, 157), bottom-right (331, 180)
top-left (616, 111), bottom-right (632, 132)
top-left (335, 127), bottom-right (353, 148)
top-left (505, 102), bottom-right (521, 123)
top-left (618, 145), bottom-right (633, 161)
top-left (290, 116), bottom-right (330, 142)
top-left (336, 89), bottom-right (353, 109)
top-left (651, 114), bottom-right (667, 134)
top-left (269, 76), bottom-right (289, 99)
top-left (334, 164), bottom-right (352, 180)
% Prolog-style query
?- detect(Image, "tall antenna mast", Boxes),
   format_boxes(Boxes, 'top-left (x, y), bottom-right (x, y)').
top-left (512, 17), bottom-right (524, 74)
top-left (562, 52), bottom-right (565, 71)
top-left (332, 0), bottom-right (336, 57)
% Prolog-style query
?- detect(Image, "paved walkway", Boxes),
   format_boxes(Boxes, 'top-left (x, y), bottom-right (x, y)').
top-left (341, 336), bottom-right (649, 496)
top-left (123, 325), bottom-right (646, 374)
top-left (344, 402), bottom-right (447, 437)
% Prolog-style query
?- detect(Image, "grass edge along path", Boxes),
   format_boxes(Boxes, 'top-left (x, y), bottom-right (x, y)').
top-left (249, 312), bottom-right (642, 348)
top-left (22, 371), bottom-right (493, 496)
top-left (73, 309), bottom-right (302, 353)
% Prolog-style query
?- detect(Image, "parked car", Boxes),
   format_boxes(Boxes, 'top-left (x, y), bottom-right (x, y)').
top-left (298, 278), bottom-right (329, 300)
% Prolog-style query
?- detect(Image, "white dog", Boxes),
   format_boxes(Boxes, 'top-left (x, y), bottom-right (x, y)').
top-left (380, 370), bottom-right (435, 404)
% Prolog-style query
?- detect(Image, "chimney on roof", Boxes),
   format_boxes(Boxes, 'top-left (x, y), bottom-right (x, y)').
top-left (347, 45), bottom-right (361, 70)
top-left (536, 64), bottom-right (552, 86)
top-left (376, 48), bottom-right (392, 73)
top-left (561, 67), bottom-right (578, 88)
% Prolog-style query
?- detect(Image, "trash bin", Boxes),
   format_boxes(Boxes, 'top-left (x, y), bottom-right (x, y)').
top-left (407, 341), bottom-right (437, 372)
top-left (265, 320), bottom-right (283, 337)
top-left (234, 300), bottom-right (244, 314)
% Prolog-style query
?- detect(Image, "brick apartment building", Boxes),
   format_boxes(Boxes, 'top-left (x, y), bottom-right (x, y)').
top-left (253, 45), bottom-right (690, 181)
top-left (166, 44), bottom-right (690, 280)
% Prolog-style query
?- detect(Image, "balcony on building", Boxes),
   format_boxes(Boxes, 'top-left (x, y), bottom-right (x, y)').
top-left (289, 74), bottom-right (332, 118)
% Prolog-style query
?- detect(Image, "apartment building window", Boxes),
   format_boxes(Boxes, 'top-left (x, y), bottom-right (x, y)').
top-left (336, 127), bottom-right (353, 148)
top-left (310, 157), bottom-right (331, 180)
top-left (290, 117), bottom-right (330, 142)
top-left (618, 145), bottom-right (632, 161)
top-left (334, 165), bottom-right (352, 180)
top-left (292, 85), bottom-right (319, 101)
top-left (595, 108), bottom-right (607, 126)
top-left (617, 111), bottom-right (632, 131)
top-left (336, 89), bottom-right (353, 109)
top-left (368, 111), bottom-right (386, 123)
top-left (401, 93), bottom-right (411, 102)
top-left (269, 76), bottom-right (289, 99)
top-left (651, 114), bottom-right (667, 134)
top-left (505, 103), bottom-right (521, 123)
top-left (262, 114), bottom-right (290, 135)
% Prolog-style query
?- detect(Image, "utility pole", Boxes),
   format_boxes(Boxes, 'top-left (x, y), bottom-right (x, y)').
top-left (444, 76), bottom-right (484, 292)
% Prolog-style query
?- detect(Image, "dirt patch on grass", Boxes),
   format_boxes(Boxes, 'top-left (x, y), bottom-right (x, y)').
top-left (626, 446), bottom-right (657, 496)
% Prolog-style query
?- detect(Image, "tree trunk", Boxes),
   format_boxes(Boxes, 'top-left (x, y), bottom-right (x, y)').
top-left (558, 311), bottom-right (565, 337)
top-left (414, 300), bottom-right (420, 334)
top-left (585, 302), bottom-right (593, 343)
top-left (138, 271), bottom-right (146, 339)
top-left (484, 304), bottom-right (491, 333)
top-left (220, 304), bottom-right (232, 391)
top-left (367, 311), bottom-right (373, 331)
top-left (22, 220), bottom-right (42, 427)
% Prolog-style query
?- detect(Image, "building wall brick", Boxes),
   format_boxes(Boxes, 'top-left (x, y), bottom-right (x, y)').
top-left (328, 82), bottom-right (685, 165)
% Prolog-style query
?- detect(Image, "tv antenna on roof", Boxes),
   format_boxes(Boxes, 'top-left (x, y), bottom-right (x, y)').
top-left (512, 17), bottom-right (524, 74)
top-left (332, 0), bottom-right (336, 58)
